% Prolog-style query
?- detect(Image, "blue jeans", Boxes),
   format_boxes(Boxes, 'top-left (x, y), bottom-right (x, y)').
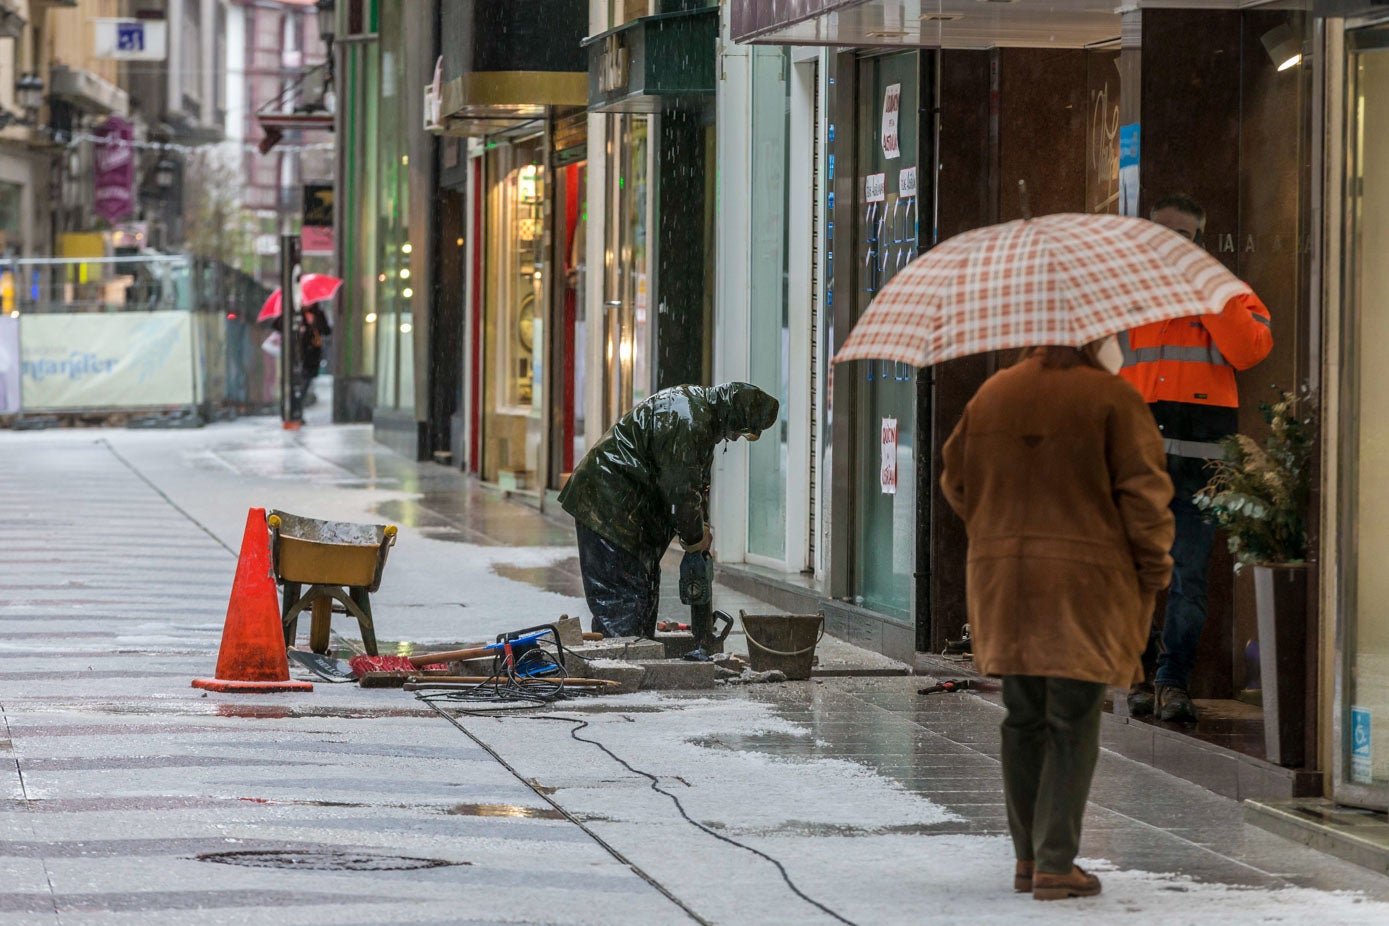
top-left (1142, 464), bottom-right (1217, 691)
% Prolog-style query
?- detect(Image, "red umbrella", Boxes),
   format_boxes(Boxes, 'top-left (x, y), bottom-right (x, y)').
top-left (256, 273), bottom-right (344, 323)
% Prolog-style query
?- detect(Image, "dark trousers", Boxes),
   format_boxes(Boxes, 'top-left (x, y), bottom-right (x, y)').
top-left (575, 523), bottom-right (662, 639)
top-left (1001, 675), bottom-right (1107, 874)
top-left (1140, 463), bottom-right (1217, 690)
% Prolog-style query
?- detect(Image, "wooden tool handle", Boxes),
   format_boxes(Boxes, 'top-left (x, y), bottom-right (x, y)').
top-left (408, 646), bottom-right (494, 666)
top-left (413, 675), bottom-right (621, 688)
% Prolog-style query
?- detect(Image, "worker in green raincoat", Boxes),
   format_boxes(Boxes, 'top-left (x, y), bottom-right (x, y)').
top-left (558, 382), bottom-right (780, 639)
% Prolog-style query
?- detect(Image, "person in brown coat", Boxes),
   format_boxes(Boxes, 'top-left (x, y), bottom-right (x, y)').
top-left (941, 341), bottom-right (1175, 901)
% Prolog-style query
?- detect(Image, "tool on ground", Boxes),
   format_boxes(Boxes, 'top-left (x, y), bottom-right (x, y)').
top-left (269, 510), bottom-right (397, 656)
top-left (918, 679), bottom-right (976, 695)
top-left (656, 620), bottom-right (690, 633)
top-left (677, 551), bottom-right (734, 661)
top-left (193, 507), bottom-right (314, 693)
top-left (403, 676), bottom-right (620, 690)
top-left (287, 650), bottom-right (356, 683)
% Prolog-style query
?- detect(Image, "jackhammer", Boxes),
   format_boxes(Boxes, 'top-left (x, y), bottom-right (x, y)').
top-left (677, 550), bottom-right (733, 661)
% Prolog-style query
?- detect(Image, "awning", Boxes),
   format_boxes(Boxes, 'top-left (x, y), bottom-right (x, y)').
top-left (731, 0), bottom-right (1121, 49)
top-left (583, 5), bottom-right (719, 114)
top-left (49, 65), bottom-right (129, 116)
top-left (434, 0), bottom-right (588, 137)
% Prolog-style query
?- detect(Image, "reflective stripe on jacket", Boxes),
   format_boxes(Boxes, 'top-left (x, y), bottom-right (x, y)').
top-left (1118, 292), bottom-right (1272, 410)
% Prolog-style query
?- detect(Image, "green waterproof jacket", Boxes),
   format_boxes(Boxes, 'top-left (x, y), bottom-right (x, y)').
top-left (558, 383), bottom-right (780, 557)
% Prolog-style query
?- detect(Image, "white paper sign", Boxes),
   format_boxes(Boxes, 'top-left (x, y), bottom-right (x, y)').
top-left (880, 417), bottom-right (898, 494)
top-left (899, 166), bottom-right (917, 198)
top-left (882, 83), bottom-right (901, 159)
top-left (865, 173), bottom-right (886, 203)
top-left (19, 312), bottom-right (196, 411)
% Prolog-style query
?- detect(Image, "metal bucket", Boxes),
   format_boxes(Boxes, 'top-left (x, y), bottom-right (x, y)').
top-left (740, 612), bottom-right (824, 681)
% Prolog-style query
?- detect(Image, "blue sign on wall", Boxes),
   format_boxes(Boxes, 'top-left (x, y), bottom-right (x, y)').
top-left (117, 22), bottom-right (146, 52)
top-left (1351, 706), bottom-right (1372, 784)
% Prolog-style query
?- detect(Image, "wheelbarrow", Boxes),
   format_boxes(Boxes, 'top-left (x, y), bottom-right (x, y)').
top-left (267, 510), bottom-right (398, 656)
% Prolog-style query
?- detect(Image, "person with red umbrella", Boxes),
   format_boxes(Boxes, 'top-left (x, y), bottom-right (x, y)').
top-left (258, 274), bottom-right (342, 404)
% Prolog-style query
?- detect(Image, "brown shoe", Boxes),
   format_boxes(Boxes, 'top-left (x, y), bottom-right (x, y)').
top-left (1013, 860), bottom-right (1034, 892)
top-left (1032, 865), bottom-right (1102, 901)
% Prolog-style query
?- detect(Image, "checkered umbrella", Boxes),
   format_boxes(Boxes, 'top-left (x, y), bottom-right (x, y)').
top-left (832, 213), bottom-right (1251, 368)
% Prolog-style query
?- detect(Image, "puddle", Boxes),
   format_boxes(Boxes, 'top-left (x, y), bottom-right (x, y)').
top-left (491, 561), bottom-right (585, 597)
top-left (445, 802), bottom-right (566, 820)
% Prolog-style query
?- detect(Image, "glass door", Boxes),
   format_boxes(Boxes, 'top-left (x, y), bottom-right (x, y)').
top-left (851, 51), bottom-right (919, 621)
top-left (1336, 22), bottom-right (1389, 812)
top-left (602, 115), bottom-right (653, 431)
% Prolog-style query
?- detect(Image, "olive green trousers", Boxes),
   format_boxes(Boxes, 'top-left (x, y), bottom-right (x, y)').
top-left (1000, 675), bottom-right (1107, 875)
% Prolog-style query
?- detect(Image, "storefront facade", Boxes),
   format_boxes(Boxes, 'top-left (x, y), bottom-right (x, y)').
top-left (582, 0), bottom-right (720, 439)
top-left (435, 0), bottom-right (589, 494)
top-left (1319, 0), bottom-right (1389, 813)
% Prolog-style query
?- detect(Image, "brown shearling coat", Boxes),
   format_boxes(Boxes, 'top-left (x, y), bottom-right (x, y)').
top-left (941, 355), bottom-right (1176, 688)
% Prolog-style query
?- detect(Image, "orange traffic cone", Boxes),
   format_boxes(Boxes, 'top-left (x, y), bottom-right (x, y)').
top-left (193, 507), bottom-right (313, 693)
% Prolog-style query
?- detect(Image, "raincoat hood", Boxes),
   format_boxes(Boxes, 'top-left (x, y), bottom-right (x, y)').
top-left (710, 382), bottom-right (781, 440)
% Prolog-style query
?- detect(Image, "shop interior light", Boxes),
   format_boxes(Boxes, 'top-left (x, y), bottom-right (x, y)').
top-left (377, 273), bottom-right (386, 282)
top-left (365, 312), bottom-right (378, 323)
top-left (401, 242), bottom-right (412, 254)
top-left (402, 287), bottom-right (413, 299)
top-left (1261, 23), bottom-right (1302, 72)
top-left (399, 268), bottom-right (410, 279)
top-left (455, 237), bottom-right (464, 246)
top-left (400, 322), bottom-right (413, 333)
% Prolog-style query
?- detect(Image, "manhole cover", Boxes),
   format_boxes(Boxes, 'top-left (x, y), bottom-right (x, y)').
top-left (197, 850), bottom-right (465, 871)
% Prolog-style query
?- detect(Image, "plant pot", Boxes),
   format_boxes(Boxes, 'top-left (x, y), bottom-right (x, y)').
top-left (1253, 563), bottom-right (1310, 767)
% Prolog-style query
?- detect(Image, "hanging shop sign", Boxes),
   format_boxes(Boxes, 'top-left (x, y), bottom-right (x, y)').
top-left (583, 6), bottom-right (719, 113)
top-left (882, 83), bottom-right (901, 159)
top-left (302, 182), bottom-right (334, 255)
top-left (92, 117), bottom-right (135, 224)
top-left (94, 19), bottom-right (169, 61)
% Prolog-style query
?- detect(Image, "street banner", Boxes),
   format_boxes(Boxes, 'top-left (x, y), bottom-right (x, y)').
top-left (93, 117), bottom-right (136, 224)
top-left (19, 312), bottom-right (195, 411)
top-left (0, 315), bottom-right (19, 414)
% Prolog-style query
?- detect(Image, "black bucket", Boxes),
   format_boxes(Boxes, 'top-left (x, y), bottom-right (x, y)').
top-left (740, 612), bottom-right (824, 681)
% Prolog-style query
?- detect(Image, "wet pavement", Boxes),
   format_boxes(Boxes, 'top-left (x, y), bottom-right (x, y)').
top-left (3, 407), bottom-right (1389, 924)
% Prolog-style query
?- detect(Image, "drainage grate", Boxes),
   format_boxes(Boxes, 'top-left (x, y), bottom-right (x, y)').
top-left (197, 849), bottom-right (466, 871)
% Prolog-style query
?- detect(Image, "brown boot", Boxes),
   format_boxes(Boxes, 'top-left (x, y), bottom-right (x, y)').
top-left (1032, 865), bottom-right (1102, 901)
top-left (1013, 860), bottom-right (1034, 893)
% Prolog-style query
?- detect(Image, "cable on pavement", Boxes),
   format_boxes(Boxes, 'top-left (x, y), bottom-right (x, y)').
top-left (97, 439), bottom-right (237, 556)
top-left (419, 695), bottom-right (863, 926)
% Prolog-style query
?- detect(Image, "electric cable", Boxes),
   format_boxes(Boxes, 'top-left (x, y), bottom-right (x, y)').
top-left (419, 697), bottom-right (864, 926)
top-left (97, 439), bottom-right (238, 557)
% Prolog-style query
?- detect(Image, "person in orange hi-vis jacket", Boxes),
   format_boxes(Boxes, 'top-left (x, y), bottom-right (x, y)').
top-left (1119, 193), bottom-right (1273, 724)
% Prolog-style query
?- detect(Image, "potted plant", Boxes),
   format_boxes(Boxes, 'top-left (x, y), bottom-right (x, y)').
top-left (1195, 388), bottom-right (1315, 767)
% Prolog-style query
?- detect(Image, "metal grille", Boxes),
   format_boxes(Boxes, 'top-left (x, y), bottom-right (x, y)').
top-left (197, 850), bottom-right (465, 871)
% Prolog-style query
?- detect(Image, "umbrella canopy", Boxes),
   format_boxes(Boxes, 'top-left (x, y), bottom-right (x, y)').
top-left (256, 273), bottom-right (344, 323)
top-left (832, 213), bottom-right (1251, 369)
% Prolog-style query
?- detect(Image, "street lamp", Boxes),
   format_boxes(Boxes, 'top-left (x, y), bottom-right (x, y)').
top-left (16, 72), bottom-right (43, 123)
top-left (315, 0), bottom-right (337, 107)
top-left (155, 157), bottom-right (177, 193)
